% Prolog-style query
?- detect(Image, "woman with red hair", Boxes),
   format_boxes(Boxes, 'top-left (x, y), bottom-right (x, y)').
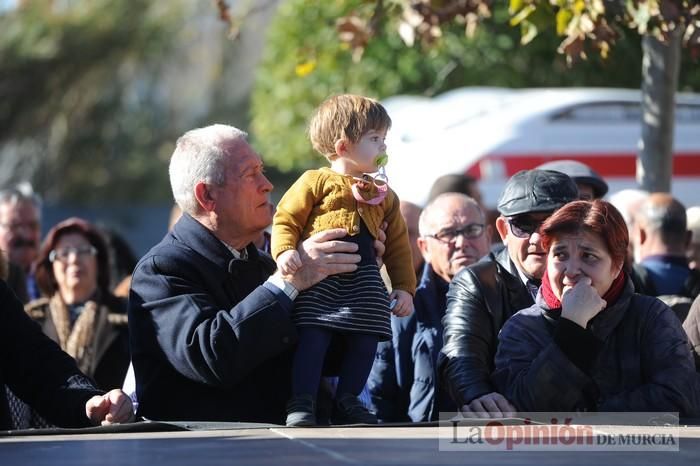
top-left (492, 200), bottom-right (700, 416)
top-left (26, 217), bottom-right (129, 390)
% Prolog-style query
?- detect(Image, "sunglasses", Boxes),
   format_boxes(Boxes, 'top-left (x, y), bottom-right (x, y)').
top-left (507, 217), bottom-right (545, 238)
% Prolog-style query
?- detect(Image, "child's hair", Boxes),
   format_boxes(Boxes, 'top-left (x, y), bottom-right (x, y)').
top-left (308, 94), bottom-right (391, 161)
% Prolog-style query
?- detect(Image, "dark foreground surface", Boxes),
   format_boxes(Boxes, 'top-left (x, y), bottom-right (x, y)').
top-left (1, 423), bottom-right (698, 465)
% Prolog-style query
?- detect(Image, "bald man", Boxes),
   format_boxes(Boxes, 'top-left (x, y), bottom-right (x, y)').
top-left (367, 193), bottom-right (491, 422)
top-left (687, 206), bottom-right (700, 270)
top-left (609, 188), bottom-right (649, 268)
top-left (632, 193), bottom-right (699, 300)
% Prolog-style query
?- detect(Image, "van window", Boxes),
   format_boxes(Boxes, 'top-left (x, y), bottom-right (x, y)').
top-left (551, 102), bottom-right (641, 122)
top-left (553, 102), bottom-right (700, 124)
top-left (676, 104), bottom-right (700, 123)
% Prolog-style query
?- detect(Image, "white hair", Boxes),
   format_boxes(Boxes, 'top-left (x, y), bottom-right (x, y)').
top-left (688, 206), bottom-right (700, 243)
top-left (418, 192), bottom-right (483, 237)
top-left (608, 188), bottom-right (649, 227)
top-left (169, 124), bottom-right (248, 215)
top-left (0, 184), bottom-right (42, 220)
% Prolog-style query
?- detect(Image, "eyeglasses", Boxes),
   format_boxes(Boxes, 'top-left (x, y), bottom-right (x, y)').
top-left (49, 246), bottom-right (97, 262)
top-left (0, 220), bottom-right (40, 233)
top-left (427, 223), bottom-right (485, 243)
top-left (507, 217), bottom-right (544, 239)
top-left (353, 172), bottom-right (388, 188)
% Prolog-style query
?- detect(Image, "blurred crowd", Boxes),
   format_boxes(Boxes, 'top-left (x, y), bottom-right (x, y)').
top-left (2, 98), bottom-right (700, 431)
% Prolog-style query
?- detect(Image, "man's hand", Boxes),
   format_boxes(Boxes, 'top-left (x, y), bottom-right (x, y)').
top-left (461, 392), bottom-right (516, 419)
top-left (85, 389), bottom-right (135, 426)
top-left (285, 228), bottom-right (361, 291)
top-left (389, 289), bottom-right (413, 317)
top-left (560, 277), bottom-right (607, 329)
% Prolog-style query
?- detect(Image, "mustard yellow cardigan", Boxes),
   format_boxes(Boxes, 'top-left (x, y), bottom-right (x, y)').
top-left (272, 167), bottom-right (416, 295)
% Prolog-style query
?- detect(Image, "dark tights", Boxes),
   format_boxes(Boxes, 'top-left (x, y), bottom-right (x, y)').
top-left (292, 326), bottom-right (378, 397)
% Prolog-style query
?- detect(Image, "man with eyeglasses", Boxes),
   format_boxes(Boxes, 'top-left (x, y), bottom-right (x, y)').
top-left (368, 193), bottom-right (491, 422)
top-left (0, 186), bottom-right (42, 302)
top-left (438, 169), bottom-right (578, 418)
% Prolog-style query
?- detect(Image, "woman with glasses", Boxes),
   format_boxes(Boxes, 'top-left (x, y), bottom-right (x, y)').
top-left (492, 200), bottom-right (700, 416)
top-left (26, 217), bottom-right (129, 391)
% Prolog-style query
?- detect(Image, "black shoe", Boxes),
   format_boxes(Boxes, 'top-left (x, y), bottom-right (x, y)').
top-left (332, 393), bottom-right (378, 425)
top-left (285, 394), bottom-right (317, 427)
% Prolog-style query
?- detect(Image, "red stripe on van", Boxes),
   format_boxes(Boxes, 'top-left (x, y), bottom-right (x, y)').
top-left (466, 153), bottom-right (700, 179)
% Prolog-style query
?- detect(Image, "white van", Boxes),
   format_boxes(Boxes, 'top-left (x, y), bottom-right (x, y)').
top-left (383, 88), bottom-right (700, 208)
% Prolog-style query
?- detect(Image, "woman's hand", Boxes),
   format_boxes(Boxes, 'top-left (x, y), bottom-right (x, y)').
top-left (560, 277), bottom-right (607, 328)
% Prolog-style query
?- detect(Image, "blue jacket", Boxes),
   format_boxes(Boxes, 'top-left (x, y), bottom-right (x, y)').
top-left (492, 278), bottom-right (700, 416)
top-left (1, 279), bottom-right (102, 430)
top-left (367, 265), bottom-right (457, 422)
top-left (128, 213), bottom-right (298, 423)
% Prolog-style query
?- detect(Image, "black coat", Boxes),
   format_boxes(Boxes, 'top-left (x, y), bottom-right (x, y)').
top-left (128, 213), bottom-right (298, 424)
top-left (493, 279), bottom-right (700, 416)
top-left (437, 248), bottom-right (534, 408)
top-left (0, 280), bottom-right (103, 430)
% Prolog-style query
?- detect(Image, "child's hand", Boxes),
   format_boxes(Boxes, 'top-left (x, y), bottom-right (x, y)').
top-left (277, 249), bottom-right (302, 275)
top-left (389, 289), bottom-right (413, 317)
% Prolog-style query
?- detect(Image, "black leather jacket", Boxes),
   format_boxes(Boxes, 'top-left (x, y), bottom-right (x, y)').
top-left (437, 247), bottom-right (534, 407)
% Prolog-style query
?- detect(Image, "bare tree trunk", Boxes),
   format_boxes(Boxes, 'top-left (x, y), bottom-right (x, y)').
top-left (638, 29), bottom-right (682, 193)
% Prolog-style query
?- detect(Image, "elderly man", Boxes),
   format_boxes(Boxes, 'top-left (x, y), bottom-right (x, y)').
top-left (608, 188), bottom-right (650, 268)
top-left (536, 159), bottom-right (608, 200)
top-left (0, 187), bottom-right (42, 302)
top-left (128, 124), bottom-right (379, 424)
top-left (688, 206), bottom-right (700, 270)
top-left (438, 169), bottom-right (578, 418)
top-left (631, 193), bottom-right (699, 302)
top-left (367, 193), bottom-right (491, 422)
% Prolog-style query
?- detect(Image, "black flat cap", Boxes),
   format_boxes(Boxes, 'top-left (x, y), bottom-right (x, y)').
top-left (536, 160), bottom-right (609, 198)
top-left (497, 169), bottom-right (579, 217)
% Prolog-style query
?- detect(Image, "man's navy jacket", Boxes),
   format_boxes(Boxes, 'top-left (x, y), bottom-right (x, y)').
top-left (128, 213), bottom-right (297, 424)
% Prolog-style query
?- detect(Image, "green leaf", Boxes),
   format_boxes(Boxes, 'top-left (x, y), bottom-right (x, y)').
top-left (521, 20), bottom-right (539, 45)
top-left (509, 0), bottom-right (525, 15)
top-left (556, 8), bottom-right (573, 36)
top-left (510, 4), bottom-right (536, 26)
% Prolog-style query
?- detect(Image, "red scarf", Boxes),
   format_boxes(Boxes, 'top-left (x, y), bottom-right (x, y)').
top-left (541, 267), bottom-right (626, 312)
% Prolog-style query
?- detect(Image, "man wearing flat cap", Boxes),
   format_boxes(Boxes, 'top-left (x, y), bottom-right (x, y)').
top-left (438, 169), bottom-right (578, 418)
top-left (536, 159), bottom-right (608, 201)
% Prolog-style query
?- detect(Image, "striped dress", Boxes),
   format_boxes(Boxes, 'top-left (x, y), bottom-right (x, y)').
top-left (293, 221), bottom-right (392, 340)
